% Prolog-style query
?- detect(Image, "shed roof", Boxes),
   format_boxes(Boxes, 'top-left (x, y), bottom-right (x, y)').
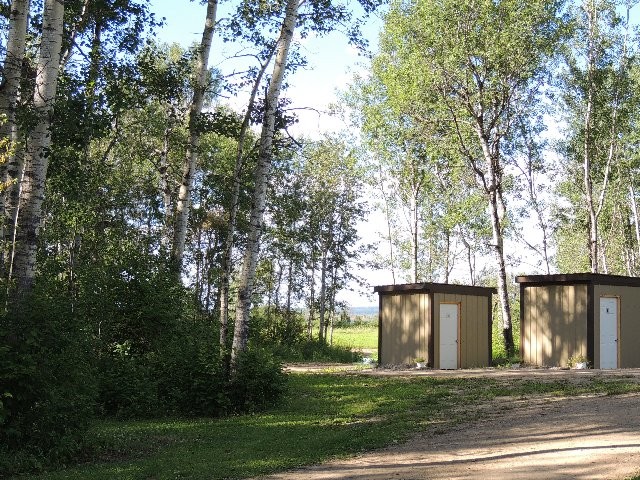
top-left (373, 282), bottom-right (497, 296)
top-left (515, 273), bottom-right (640, 287)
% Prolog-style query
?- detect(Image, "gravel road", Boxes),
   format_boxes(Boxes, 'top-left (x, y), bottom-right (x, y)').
top-left (261, 367), bottom-right (640, 480)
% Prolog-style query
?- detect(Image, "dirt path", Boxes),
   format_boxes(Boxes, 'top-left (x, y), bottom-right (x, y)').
top-left (262, 367), bottom-right (640, 480)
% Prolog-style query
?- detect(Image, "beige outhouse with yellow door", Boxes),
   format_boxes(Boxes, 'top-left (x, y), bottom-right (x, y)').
top-left (516, 273), bottom-right (640, 369)
top-left (374, 283), bottom-right (496, 369)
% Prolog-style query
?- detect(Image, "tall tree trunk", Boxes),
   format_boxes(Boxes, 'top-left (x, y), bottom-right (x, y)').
top-left (307, 259), bottom-right (315, 339)
top-left (328, 265), bottom-right (338, 346)
top-left (230, 0), bottom-right (299, 369)
top-left (286, 259), bottom-right (293, 322)
top-left (10, 0), bottom-right (65, 300)
top-left (1, 0), bottom-right (31, 280)
top-left (478, 135), bottom-right (514, 356)
top-left (410, 189), bottom-right (419, 283)
top-left (583, 0), bottom-right (598, 273)
top-left (378, 162), bottom-right (396, 283)
top-left (318, 249), bottom-right (328, 343)
top-left (219, 50), bottom-right (274, 352)
top-left (444, 230), bottom-right (450, 283)
top-left (171, 0), bottom-right (217, 271)
top-left (488, 187), bottom-right (514, 355)
top-left (459, 230), bottom-right (476, 285)
top-left (159, 105), bottom-right (175, 248)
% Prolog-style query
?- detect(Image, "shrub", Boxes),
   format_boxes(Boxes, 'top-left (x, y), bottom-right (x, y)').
top-left (152, 322), bottom-right (227, 416)
top-left (96, 321), bottom-right (227, 418)
top-left (0, 288), bottom-right (97, 474)
top-left (228, 348), bottom-right (287, 412)
top-left (96, 348), bottom-right (159, 418)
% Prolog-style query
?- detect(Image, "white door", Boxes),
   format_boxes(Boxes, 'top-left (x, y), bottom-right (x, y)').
top-left (440, 303), bottom-right (459, 369)
top-left (599, 297), bottom-right (618, 369)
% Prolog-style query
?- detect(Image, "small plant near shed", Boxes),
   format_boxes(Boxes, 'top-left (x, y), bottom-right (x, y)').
top-left (414, 357), bottom-right (427, 369)
top-left (567, 353), bottom-right (590, 369)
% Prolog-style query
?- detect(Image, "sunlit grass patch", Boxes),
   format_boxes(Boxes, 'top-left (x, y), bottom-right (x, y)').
top-left (331, 324), bottom-right (378, 350)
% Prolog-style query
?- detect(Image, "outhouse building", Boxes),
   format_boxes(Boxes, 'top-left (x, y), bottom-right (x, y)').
top-left (374, 282), bottom-right (496, 369)
top-left (516, 273), bottom-right (640, 369)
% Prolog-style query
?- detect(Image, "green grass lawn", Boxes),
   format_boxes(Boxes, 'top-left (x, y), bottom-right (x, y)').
top-left (25, 374), bottom-right (640, 480)
top-left (330, 324), bottom-right (378, 351)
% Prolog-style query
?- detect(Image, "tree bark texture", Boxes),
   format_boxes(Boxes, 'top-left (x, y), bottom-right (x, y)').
top-left (10, 0), bottom-right (65, 299)
top-left (1, 0), bottom-right (31, 279)
top-left (230, 0), bottom-right (300, 368)
top-left (172, 0), bottom-right (217, 270)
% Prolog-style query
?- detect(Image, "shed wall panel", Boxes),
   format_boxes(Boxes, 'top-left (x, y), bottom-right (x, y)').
top-left (593, 285), bottom-right (640, 368)
top-left (522, 285), bottom-right (587, 367)
top-left (379, 293), bottom-right (430, 364)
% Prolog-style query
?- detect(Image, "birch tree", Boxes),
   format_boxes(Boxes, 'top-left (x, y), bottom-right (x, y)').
top-left (231, 0), bottom-right (300, 368)
top-left (373, 0), bottom-right (564, 354)
top-left (0, 0), bottom-right (30, 279)
top-left (10, 0), bottom-right (65, 300)
top-left (171, 0), bottom-right (218, 271)
top-left (229, 0), bottom-right (382, 367)
top-left (219, 48), bottom-right (275, 352)
top-left (559, 0), bottom-right (636, 272)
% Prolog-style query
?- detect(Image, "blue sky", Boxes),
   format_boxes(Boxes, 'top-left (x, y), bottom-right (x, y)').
top-left (148, 0), bottom-right (383, 138)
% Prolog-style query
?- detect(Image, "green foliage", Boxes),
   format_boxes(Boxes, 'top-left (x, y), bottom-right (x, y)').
top-left (248, 306), bottom-right (360, 363)
top-left (249, 306), bottom-right (306, 346)
top-left (152, 323), bottom-right (227, 417)
top-left (96, 350), bottom-right (159, 419)
top-left (0, 287), bottom-right (97, 473)
top-left (492, 295), bottom-right (521, 364)
top-left (228, 348), bottom-right (287, 413)
top-left (96, 321), bottom-right (227, 419)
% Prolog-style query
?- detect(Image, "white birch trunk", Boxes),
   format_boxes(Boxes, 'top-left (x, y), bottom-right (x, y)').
top-left (231, 0), bottom-right (299, 368)
top-left (378, 163), bottom-right (396, 284)
top-left (318, 249), bottom-right (328, 343)
top-left (1, 0), bottom-right (31, 278)
top-left (411, 191), bottom-right (418, 283)
top-left (478, 134), bottom-right (514, 355)
top-left (11, 0), bottom-right (64, 298)
top-left (171, 0), bottom-right (217, 270)
top-left (219, 50), bottom-right (274, 351)
top-left (583, 0), bottom-right (598, 273)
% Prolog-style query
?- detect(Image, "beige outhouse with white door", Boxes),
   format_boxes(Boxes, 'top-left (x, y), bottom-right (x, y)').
top-left (374, 283), bottom-right (495, 369)
top-left (516, 273), bottom-right (640, 369)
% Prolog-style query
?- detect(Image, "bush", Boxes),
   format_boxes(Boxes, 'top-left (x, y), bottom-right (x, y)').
top-left (228, 348), bottom-right (287, 412)
top-left (96, 348), bottom-right (159, 418)
top-left (248, 307), bottom-right (360, 363)
top-left (96, 321), bottom-right (227, 418)
top-left (0, 288), bottom-right (97, 474)
top-left (152, 322), bottom-right (227, 416)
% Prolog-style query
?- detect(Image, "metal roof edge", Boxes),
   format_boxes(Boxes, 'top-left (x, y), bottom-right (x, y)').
top-left (373, 282), bottom-right (497, 295)
top-left (515, 273), bottom-right (640, 287)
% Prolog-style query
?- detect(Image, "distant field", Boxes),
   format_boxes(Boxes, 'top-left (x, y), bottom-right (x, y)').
top-left (331, 324), bottom-right (378, 351)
